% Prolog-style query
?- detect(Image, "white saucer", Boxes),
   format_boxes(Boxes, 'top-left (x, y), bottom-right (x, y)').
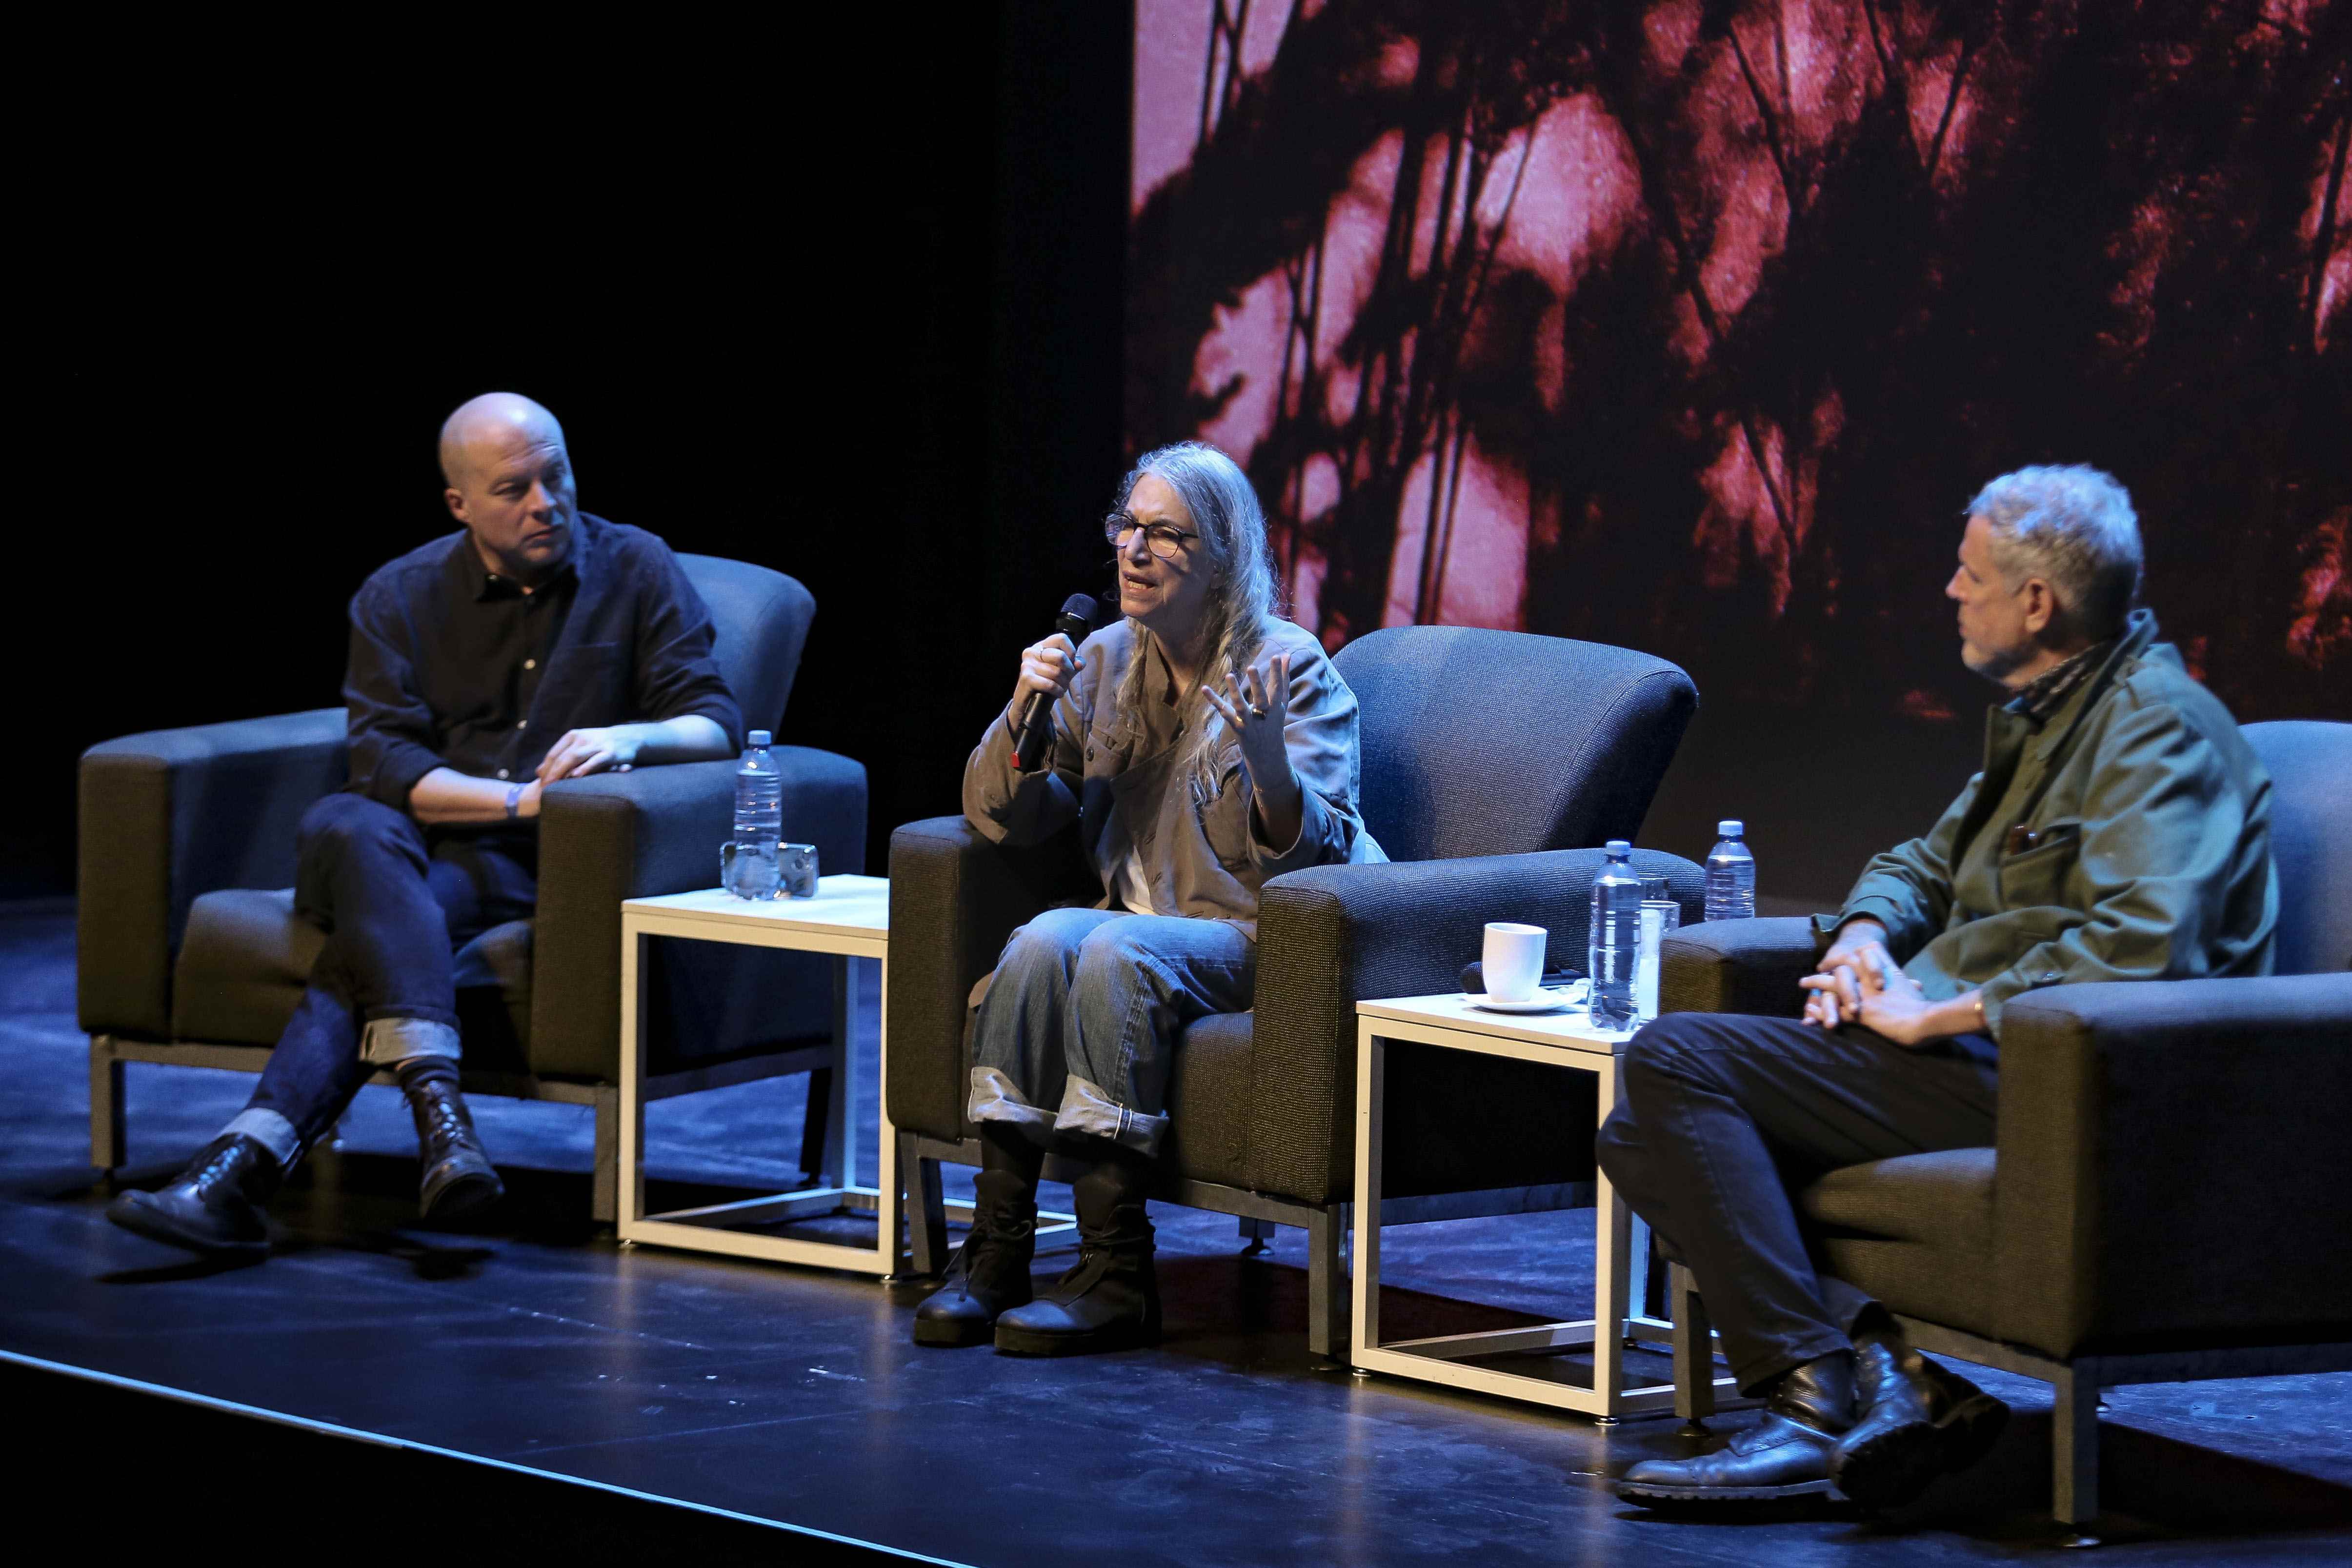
top-left (1467, 990), bottom-right (1581, 1015)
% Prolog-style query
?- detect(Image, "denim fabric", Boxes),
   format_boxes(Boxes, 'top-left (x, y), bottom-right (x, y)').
top-left (967, 906), bottom-right (1255, 1157)
top-left (1595, 1011), bottom-right (1998, 1393)
top-left (235, 793), bottom-right (536, 1156)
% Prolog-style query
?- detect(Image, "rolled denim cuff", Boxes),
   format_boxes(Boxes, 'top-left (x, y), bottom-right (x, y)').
top-left (221, 1108), bottom-right (302, 1170)
top-left (1052, 1075), bottom-right (1168, 1158)
top-left (360, 1016), bottom-right (461, 1068)
top-left (968, 1066), bottom-right (1057, 1143)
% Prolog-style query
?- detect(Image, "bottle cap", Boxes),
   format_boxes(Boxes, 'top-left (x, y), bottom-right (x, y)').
top-left (1718, 819), bottom-right (1744, 837)
top-left (748, 730), bottom-right (772, 748)
top-left (1605, 839), bottom-right (1631, 855)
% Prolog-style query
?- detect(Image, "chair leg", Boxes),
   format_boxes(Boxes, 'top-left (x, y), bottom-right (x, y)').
top-left (799, 1067), bottom-right (834, 1186)
top-left (2051, 1363), bottom-right (2101, 1531)
top-left (592, 1085), bottom-right (619, 1227)
top-left (904, 1137), bottom-right (949, 1278)
top-left (1307, 1203), bottom-right (1348, 1360)
top-left (89, 1037), bottom-right (126, 1180)
top-left (1671, 1263), bottom-right (1717, 1424)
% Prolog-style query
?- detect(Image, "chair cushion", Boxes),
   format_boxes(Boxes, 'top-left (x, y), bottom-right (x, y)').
top-left (171, 888), bottom-right (536, 1062)
top-left (172, 889), bottom-right (324, 1045)
top-left (1800, 1147), bottom-right (1998, 1338)
top-left (2242, 721), bottom-right (2352, 974)
top-left (1332, 626), bottom-right (1696, 863)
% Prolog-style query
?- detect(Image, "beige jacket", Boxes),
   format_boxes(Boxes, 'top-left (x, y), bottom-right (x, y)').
top-left (962, 617), bottom-right (1383, 939)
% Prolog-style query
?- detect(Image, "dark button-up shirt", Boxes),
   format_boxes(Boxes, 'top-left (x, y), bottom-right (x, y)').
top-left (343, 513), bottom-right (743, 811)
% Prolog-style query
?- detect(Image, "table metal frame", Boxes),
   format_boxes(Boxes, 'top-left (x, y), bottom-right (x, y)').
top-left (617, 877), bottom-right (902, 1275)
top-left (1351, 993), bottom-right (1741, 1419)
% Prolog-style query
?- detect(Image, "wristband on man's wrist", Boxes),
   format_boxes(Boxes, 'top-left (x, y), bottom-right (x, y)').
top-left (504, 783), bottom-right (525, 819)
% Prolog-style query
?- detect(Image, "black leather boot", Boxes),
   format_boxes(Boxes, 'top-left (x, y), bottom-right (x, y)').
top-left (1617, 1353), bottom-right (1856, 1504)
top-left (106, 1134), bottom-right (281, 1258)
top-left (1832, 1329), bottom-right (2009, 1508)
top-left (399, 1059), bottom-right (503, 1221)
top-left (912, 1136), bottom-right (1042, 1347)
top-left (992, 1150), bottom-right (1160, 1356)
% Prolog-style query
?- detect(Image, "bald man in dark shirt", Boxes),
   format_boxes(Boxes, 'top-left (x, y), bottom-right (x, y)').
top-left (109, 394), bottom-right (741, 1258)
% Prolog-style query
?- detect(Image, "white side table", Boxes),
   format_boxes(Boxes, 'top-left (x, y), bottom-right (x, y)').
top-left (1351, 991), bottom-right (1740, 1419)
top-left (618, 875), bottom-right (898, 1275)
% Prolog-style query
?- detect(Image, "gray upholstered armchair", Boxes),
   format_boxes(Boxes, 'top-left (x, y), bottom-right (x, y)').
top-left (1660, 719), bottom-right (2352, 1534)
top-left (886, 625), bottom-right (1701, 1357)
top-left (78, 555), bottom-right (867, 1223)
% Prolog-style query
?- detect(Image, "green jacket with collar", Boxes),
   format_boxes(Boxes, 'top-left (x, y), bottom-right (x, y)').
top-left (1825, 609), bottom-right (2276, 1037)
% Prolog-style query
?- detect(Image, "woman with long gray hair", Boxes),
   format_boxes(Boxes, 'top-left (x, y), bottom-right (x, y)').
top-left (917, 440), bottom-right (1383, 1355)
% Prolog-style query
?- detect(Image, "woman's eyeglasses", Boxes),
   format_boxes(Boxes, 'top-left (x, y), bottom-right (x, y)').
top-left (1105, 511), bottom-right (1198, 561)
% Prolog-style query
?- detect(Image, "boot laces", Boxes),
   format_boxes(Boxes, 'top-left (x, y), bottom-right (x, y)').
top-left (187, 1139), bottom-right (257, 1195)
top-left (410, 1085), bottom-right (471, 1146)
top-left (947, 1201), bottom-right (1035, 1286)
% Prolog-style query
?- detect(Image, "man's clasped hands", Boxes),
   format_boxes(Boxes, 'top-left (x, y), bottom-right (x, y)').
top-left (1799, 918), bottom-right (1954, 1046)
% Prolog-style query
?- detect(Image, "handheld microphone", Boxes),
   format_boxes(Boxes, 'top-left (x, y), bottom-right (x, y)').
top-left (1014, 593), bottom-right (1103, 771)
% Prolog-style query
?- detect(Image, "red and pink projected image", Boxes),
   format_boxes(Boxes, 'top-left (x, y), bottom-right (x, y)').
top-left (1127, 0), bottom-right (2350, 722)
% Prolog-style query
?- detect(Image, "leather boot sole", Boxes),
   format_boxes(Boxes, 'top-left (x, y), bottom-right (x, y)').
top-left (105, 1193), bottom-right (268, 1259)
top-left (992, 1306), bottom-right (1162, 1358)
top-left (913, 1311), bottom-right (1007, 1348)
top-left (1616, 1474), bottom-right (1840, 1503)
top-left (420, 1165), bottom-right (504, 1223)
top-left (1836, 1393), bottom-right (2010, 1510)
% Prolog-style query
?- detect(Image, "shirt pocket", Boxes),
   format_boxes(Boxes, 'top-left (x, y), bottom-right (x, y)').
top-left (1188, 748), bottom-right (1251, 870)
top-left (1996, 818), bottom-right (2083, 912)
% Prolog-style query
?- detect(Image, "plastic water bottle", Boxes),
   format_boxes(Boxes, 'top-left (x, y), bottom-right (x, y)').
top-left (727, 730), bottom-right (783, 899)
top-left (1705, 819), bottom-right (1757, 923)
top-left (1588, 840), bottom-right (1645, 1029)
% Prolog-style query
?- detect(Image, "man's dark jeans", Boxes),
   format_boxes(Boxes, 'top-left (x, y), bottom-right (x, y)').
top-left (230, 793), bottom-right (536, 1160)
top-left (1595, 1011), bottom-right (1999, 1392)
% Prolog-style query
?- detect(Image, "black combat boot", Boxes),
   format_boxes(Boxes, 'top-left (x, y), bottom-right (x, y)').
top-left (1617, 1352), bottom-right (1857, 1504)
top-left (399, 1058), bottom-right (503, 1221)
top-left (913, 1131), bottom-right (1043, 1347)
top-left (992, 1148), bottom-right (1160, 1356)
top-left (106, 1134), bottom-right (282, 1258)
top-left (1832, 1323), bottom-right (2009, 1508)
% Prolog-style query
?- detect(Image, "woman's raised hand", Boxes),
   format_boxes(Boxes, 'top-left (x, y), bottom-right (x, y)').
top-left (1201, 651), bottom-right (1293, 789)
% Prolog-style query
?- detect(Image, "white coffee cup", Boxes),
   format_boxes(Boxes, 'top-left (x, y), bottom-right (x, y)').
top-left (1483, 922), bottom-right (1548, 1003)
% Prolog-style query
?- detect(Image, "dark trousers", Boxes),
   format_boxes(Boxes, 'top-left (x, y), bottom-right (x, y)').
top-left (1595, 1010), bottom-right (1999, 1392)
top-left (240, 793), bottom-right (537, 1153)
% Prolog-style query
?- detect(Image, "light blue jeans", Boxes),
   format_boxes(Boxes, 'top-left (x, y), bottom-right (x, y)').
top-left (967, 906), bottom-right (1255, 1158)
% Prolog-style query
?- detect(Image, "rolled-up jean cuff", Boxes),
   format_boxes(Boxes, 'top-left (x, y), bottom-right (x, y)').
top-left (360, 1016), bottom-right (461, 1068)
top-left (221, 1108), bottom-right (302, 1169)
top-left (1052, 1076), bottom-right (1168, 1158)
top-left (968, 1066), bottom-right (1058, 1142)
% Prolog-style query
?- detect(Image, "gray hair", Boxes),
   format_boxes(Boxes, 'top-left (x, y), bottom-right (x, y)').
top-left (1965, 465), bottom-right (2143, 641)
top-left (1112, 440), bottom-right (1281, 771)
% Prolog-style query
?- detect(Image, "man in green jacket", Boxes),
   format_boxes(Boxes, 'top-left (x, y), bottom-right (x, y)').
top-left (1601, 465), bottom-right (2276, 1510)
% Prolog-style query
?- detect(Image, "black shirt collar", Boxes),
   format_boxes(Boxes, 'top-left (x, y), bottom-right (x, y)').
top-left (453, 516), bottom-right (593, 603)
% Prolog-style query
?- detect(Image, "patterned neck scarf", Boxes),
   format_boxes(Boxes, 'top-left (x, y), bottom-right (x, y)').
top-left (2006, 639), bottom-right (2111, 726)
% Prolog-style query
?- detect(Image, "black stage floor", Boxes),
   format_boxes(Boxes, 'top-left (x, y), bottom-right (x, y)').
top-left (4, 899), bottom-right (2347, 1563)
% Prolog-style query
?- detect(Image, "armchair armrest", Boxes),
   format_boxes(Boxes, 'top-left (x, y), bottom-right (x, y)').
top-left (1659, 917), bottom-right (1821, 1019)
top-left (884, 815), bottom-right (1095, 1143)
top-left (1249, 847), bottom-right (1704, 1203)
top-left (1993, 972), bottom-right (2352, 1357)
top-left (530, 747), bottom-right (868, 1079)
top-left (79, 709), bottom-right (347, 1039)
